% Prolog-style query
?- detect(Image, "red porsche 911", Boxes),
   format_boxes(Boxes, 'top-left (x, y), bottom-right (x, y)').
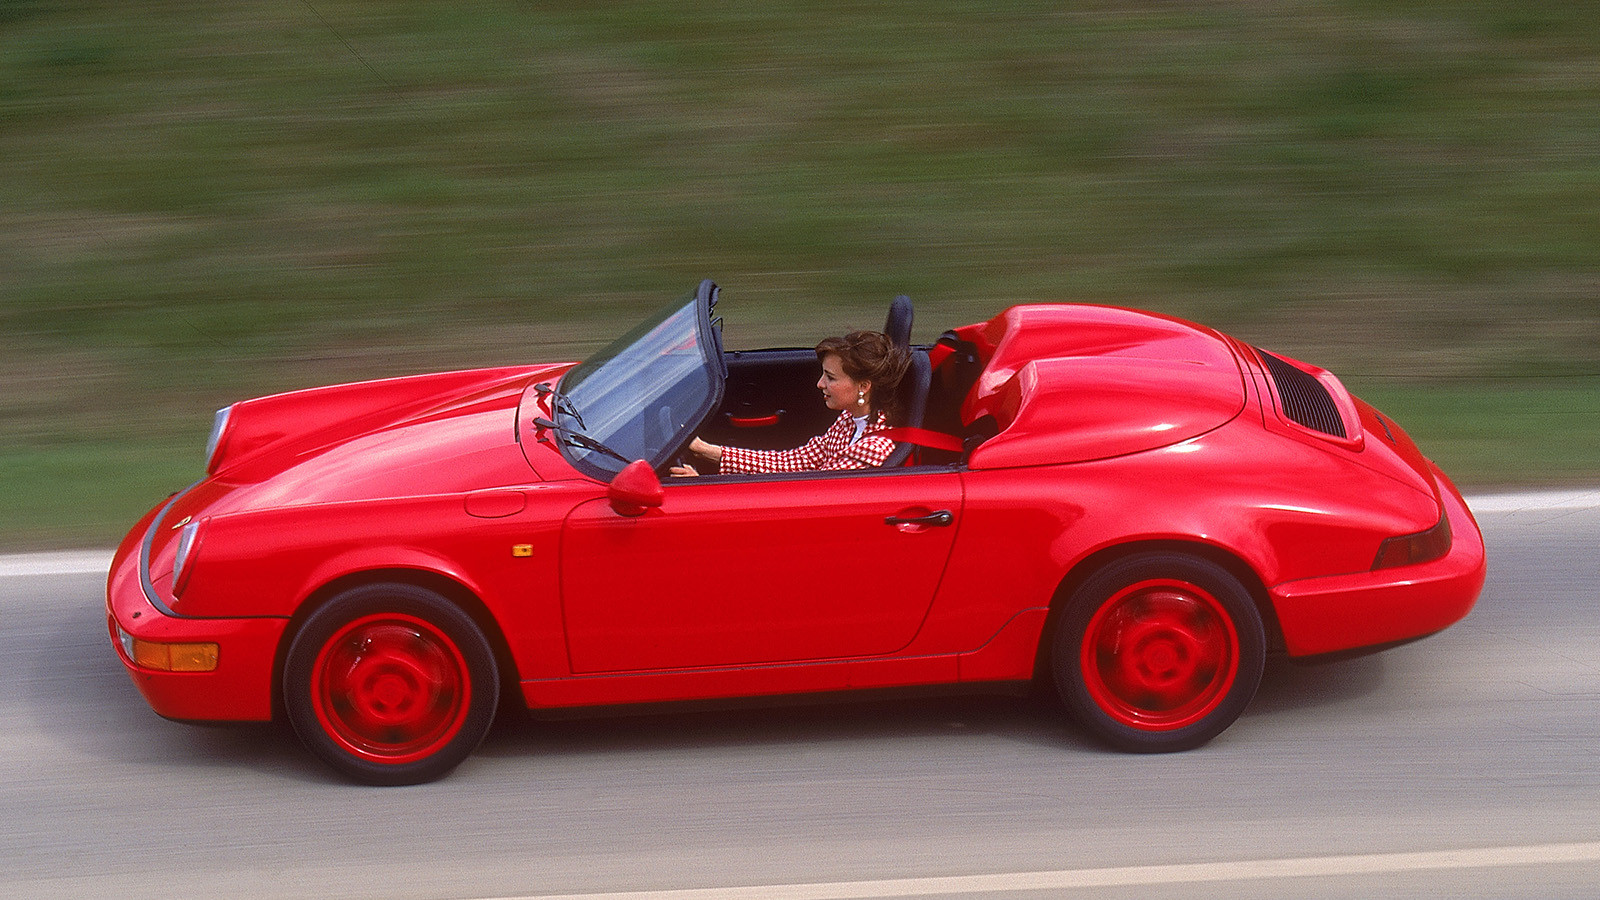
top-left (107, 280), bottom-right (1485, 784)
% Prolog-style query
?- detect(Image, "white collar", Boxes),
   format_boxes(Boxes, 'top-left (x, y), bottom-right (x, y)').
top-left (849, 414), bottom-right (868, 444)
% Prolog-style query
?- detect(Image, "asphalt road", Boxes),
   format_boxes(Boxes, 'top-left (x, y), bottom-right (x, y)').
top-left (3, 490), bottom-right (1599, 900)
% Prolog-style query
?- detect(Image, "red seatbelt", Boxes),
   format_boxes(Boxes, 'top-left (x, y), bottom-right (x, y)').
top-left (879, 427), bottom-right (964, 453)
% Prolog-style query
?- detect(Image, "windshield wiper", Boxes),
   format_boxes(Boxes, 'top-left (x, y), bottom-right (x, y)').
top-left (532, 417), bottom-right (632, 465)
top-left (535, 382), bottom-right (586, 429)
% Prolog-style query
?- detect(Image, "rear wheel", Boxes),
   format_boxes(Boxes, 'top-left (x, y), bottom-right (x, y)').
top-left (1054, 553), bottom-right (1264, 752)
top-left (284, 583), bottom-right (499, 785)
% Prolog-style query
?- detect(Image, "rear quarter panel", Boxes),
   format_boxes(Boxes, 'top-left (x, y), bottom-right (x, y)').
top-left (907, 413), bottom-right (1442, 665)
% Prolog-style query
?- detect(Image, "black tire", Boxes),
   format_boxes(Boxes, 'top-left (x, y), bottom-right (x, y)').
top-left (1053, 553), bottom-right (1265, 753)
top-left (284, 583), bottom-right (499, 785)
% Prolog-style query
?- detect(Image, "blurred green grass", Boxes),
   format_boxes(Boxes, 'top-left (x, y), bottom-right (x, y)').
top-left (3, 1), bottom-right (1598, 548)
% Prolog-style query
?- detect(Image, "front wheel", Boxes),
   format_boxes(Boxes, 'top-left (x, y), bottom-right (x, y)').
top-left (1053, 553), bottom-right (1265, 753)
top-left (284, 583), bottom-right (499, 785)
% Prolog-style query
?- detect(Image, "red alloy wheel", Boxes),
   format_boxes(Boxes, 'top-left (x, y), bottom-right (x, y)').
top-left (1054, 553), bottom-right (1264, 752)
top-left (310, 612), bottom-right (472, 766)
top-left (1079, 578), bottom-right (1240, 731)
top-left (286, 584), bottom-right (500, 784)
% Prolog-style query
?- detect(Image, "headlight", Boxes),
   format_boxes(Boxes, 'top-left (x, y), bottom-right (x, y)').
top-left (205, 405), bottom-right (233, 474)
top-left (172, 518), bottom-right (202, 596)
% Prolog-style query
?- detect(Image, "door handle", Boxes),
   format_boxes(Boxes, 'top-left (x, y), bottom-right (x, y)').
top-left (884, 510), bottom-right (954, 527)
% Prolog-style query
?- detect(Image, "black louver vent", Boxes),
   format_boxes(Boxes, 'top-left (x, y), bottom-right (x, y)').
top-left (1258, 349), bottom-right (1346, 438)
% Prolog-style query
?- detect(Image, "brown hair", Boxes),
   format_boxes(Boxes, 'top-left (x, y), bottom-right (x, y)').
top-left (816, 330), bottom-right (912, 424)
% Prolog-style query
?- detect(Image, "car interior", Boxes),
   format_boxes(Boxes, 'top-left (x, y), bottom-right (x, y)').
top-left (688, 295), bottom-right (989, 474)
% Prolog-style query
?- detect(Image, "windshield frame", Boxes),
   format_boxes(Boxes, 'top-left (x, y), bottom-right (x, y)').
top-left (554, 279), bottom-right (725, 480)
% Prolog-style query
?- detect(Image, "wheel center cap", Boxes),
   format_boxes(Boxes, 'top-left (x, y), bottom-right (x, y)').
top-left (372, 673), bottom-right (411, 711)
top-left (1145, 642), bottom-right (1180, 674)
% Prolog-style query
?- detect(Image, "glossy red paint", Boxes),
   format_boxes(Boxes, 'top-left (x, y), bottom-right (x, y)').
top-left (561, 470), bottom-right (960, 673)
top-left (605, 459), bottom-right (663, 517)
top-left (107, 289), bottom-right (1485, 783)
top-left (1268, 470), bottom-right (1485, 657)
top-left (107, 514), bottom-right (283, 721)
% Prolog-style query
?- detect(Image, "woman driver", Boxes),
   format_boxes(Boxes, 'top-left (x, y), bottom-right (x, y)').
top-left (671, 331), bottom-right (911, 476)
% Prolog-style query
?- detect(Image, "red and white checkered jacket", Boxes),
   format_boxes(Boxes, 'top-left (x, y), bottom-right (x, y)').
top-left (721, 410), bottom-right (897, 474)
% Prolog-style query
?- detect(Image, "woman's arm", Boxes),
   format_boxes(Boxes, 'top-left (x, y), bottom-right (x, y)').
top-left (826, 433), bottom-right (897, 470)
top-left (719, 412), bottom-right (850, 474)
top-left (721, 432), bottom-right (830, 474)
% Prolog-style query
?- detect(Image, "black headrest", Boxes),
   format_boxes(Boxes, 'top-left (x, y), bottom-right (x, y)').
top-left (884, 295), bottom-right (913, 348)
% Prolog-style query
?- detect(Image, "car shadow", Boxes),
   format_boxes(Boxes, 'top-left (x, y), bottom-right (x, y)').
top-left (1245, 652), bottom-right (1388, 718)
top-left (476, 689), bottom-right (1091, 762)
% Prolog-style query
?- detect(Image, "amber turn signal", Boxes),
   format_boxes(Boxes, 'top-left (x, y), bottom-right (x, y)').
top-left (120, 627), bottom-right (219, 672)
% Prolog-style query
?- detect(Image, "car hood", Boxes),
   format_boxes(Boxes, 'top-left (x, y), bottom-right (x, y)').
top-left (206, 363), bottom-right (571, 509)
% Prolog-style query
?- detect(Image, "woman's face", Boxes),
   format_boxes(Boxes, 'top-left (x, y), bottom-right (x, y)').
top-left (817, 353), bottom-right (867, 413)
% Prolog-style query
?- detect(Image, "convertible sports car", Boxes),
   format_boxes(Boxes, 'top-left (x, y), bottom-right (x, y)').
top-left (108, 280), bottom-right (1485, 784)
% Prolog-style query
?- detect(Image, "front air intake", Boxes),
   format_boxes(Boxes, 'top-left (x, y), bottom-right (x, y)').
top-left (1258, 349), bottom-right (1346, 438)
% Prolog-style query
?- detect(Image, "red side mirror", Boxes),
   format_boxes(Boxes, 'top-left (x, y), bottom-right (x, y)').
top-left (608, 459), bottom-right (663, 517)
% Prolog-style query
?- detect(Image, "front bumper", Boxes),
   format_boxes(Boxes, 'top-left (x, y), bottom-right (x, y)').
top-left (105, 500), bottom-right (284, 722)
top-left (1268, 465), bottom-right (1486, 658)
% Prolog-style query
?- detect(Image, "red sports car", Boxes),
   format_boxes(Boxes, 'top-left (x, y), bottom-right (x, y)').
top-left (107, 280), bottom-right (1485, 784)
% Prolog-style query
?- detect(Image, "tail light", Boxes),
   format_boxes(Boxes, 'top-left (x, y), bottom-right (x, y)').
top-left (1373, 512), bottom-right (1452, 570)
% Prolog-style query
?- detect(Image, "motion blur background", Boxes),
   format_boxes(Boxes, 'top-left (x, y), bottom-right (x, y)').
top-left (4, 0), bottom-right (1598, 548)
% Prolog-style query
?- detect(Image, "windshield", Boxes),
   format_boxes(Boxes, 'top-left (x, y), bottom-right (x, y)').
top-left (557, 282), bottom-right (724, 476)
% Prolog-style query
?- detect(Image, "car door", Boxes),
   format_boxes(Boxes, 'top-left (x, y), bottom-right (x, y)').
top-left (560, 469), bottom-right (962, 673)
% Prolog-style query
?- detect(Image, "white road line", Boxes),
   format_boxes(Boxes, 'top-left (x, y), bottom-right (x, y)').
top-left (0, 488), bottom-right (1595, 579)
top-left (0, 550), bottom-right (114, 578)
top-left (485, 841), bottom-right (1600, 900)
top-left (1467, 487), bottom-right (1600, 513)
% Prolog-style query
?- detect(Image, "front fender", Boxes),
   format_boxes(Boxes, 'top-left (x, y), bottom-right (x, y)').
top-left (294, 544), bottom-right (489, 615)
top-left (174, 496), bottom-right (488, 618)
